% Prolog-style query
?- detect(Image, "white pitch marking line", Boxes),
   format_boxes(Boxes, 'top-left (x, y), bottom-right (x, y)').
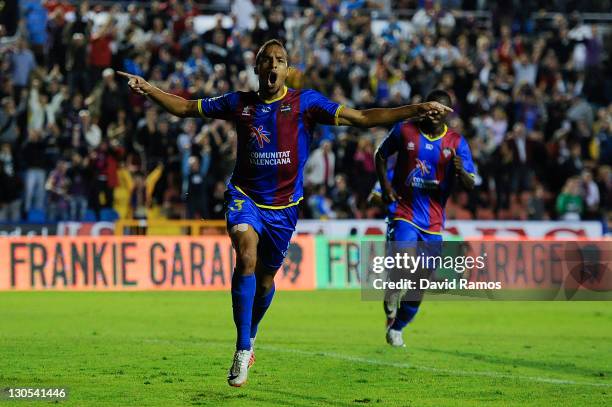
top-left (259, 345), bottom-right (612, 388)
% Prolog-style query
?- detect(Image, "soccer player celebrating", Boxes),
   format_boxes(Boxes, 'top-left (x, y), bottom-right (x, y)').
top-left (375, 89), bottom-right (476, 347)
top-left (119, 40), bottom-right (451, 386)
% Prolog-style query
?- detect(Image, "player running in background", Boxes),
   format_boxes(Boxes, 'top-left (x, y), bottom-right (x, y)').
top-left (119, 39), bottom-right (451, 386)
top-left (375, 89), bottom-right (476, 347)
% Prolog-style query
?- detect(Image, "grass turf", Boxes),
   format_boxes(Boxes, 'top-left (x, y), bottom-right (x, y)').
top-left (0, 291), bottom-right (610, 406)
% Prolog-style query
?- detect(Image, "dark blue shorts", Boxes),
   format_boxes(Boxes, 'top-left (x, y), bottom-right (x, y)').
top-left (225, 183), bottom-right (299, 270)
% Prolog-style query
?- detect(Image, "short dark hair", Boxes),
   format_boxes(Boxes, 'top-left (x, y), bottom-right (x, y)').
top-left (255, 39), bottom-right (287, 66)
top-left (426, 89), bottom-right (452, 107)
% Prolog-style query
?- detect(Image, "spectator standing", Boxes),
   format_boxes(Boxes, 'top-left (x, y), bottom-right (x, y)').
top-left (0, 143), bottom-right (21, 221)
top-left (87, 68), bottom-right (126, 133)
top-left (130, 171), bottom-right (147, 220)
top-left (77, 110), bottom-right (102, 149)
top-left (353, 137), bottom-right (377, 208)
top-left (11, 38), bottom-right (36, 100)
top-left (67, 152), bottom-right (90, 220)
top-left (330, 174), bottom-right (356, 219)
top-left (305, 140), bottom-right (335, 190)
top-left (45, 160), bottom-right (70, 221)
top-left (0, 96), bottom-right (23, 145)
top-left (556, 177), bottom-right (584, 220)
top-left (65, 33), bottom-right (90, 94)
top-left (581, 170), bottom-right (600, 220)
top-left (90, 141), bottom-right (118, 216)
top-left (186, 156), bottom-right (209, 219)
top-left (21, 129), bottom-right (47, 213)
top-left (21, 0), bottom-right (48, 64)
top-left (88, 17), bottom-right (114, 83)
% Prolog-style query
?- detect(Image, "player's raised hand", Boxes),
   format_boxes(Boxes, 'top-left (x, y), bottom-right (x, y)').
top-left (117, 71), bottom-right (153, 96)
top-left (421, 101), bottom-right (453, 121)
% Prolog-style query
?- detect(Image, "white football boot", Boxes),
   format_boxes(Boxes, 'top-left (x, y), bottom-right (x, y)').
top-left (384, 299), bottom-right (398, 330)
top-left (249, 337), bottom-right (256, 367)
top-left (227, 349), bottom-right (253, 387)
top-left (386, 328), bottom-right (406, 347)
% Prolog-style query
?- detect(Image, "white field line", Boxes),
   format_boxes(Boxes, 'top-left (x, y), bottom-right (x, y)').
top-left (258, 345), bottom-right (612, 388)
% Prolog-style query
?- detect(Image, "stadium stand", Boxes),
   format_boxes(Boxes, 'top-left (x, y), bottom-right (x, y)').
top-left (0, 0), bottom-right (610, 232)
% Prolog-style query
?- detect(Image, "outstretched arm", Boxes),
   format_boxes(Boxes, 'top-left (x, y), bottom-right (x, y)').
top-left (337, 102), bottom-right (452, 128)
top-left (286, 66), bottom-right (451, 127)
top-left (117, 71), bottom-right (200, 118)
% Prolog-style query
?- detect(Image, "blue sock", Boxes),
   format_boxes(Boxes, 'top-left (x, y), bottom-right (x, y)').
top-left (231, 272), bottom-right (256, 350)
top-left (250, 283), bottom-right (275, 339)
top-left (390, 303), bottom-right (419, 331)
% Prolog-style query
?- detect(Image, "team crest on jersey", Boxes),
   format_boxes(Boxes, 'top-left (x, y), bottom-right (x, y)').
top-left (249, 125), bottom-right (271, 148)
top-left (443, 148), bottom-right (452, 158)
top-left (280, 103), bottom-right (292, 114)
top-left (242, 106), bottom-right (253, 116)
top-left (407, 141), bottom-right (415, 150)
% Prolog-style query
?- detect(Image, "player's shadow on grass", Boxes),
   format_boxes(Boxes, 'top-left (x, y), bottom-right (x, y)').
top-left (417, 348), bottom-right (610, 378)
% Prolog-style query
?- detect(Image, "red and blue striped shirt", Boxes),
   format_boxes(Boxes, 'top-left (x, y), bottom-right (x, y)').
top-left (198, 87), bottom-right (343, 208)
top-left (377, 121), bottom-right (476, 233)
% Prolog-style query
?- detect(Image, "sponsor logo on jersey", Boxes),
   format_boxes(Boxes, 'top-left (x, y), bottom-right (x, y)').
top-left (249, 125), bottom-right (271, 148)
top-left (425, 143), bottom-right (433, 150)
top-left (415, 158), bottom-right (430, 175)
top-left (406, 158), bottom-right (439, 189)
top-left (249, 151), bottom-right (291, 165)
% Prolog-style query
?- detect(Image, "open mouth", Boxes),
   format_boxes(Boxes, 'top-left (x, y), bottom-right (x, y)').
top-left (267, 71), bottom-right (278, 87)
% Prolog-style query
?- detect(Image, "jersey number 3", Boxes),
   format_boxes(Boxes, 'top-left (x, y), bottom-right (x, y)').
top-left (230, 199), bottom-right (245, 211)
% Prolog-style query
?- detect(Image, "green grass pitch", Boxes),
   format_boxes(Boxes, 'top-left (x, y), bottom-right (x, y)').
top-left (0, 291), bottom-right (610, 406)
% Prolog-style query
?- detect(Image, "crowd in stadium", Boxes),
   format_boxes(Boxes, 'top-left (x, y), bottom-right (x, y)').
top-left (0, 0), bottom-right (610, 227)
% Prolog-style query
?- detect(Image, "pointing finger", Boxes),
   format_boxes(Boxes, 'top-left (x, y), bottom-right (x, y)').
top-left (438, 103), bottom-right (453, 113)
top-left (116, 71), bottom-right (135, 78)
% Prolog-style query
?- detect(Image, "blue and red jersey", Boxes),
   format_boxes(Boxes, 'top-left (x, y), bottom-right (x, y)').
top-left (377, 121), bottom-right (476, 233)
top-left (198, 87), bottom-right (343, 208)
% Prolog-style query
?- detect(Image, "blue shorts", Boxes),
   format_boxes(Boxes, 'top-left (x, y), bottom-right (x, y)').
top-left (386, 219), bottom-right (443, 275)
top-left (225, 183), bottom-right (299, 270)
top-left (387, 219), bottom-right (443, 242)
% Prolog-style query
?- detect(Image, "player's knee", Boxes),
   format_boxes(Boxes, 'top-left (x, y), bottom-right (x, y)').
top-left (236, 250), bottom-right (257, 273)
top-left (256, 278), bottom-right (274, 296)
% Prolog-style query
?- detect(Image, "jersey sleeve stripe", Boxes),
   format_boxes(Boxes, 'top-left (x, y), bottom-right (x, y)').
top-left (334, 104), bottom-right (345, 126)
top-left (197, 99), bottom-right (204, 117)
